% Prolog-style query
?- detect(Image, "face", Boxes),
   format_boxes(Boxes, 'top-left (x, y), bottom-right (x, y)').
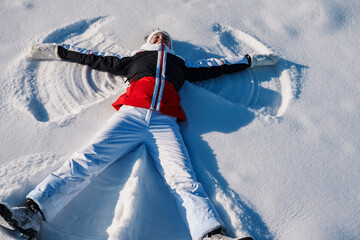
top-left (150, 32), bottom-right (171, 48)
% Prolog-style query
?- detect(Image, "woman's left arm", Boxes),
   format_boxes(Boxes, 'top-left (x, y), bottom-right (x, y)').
top-left (185, 55), bottom-right (251, 82)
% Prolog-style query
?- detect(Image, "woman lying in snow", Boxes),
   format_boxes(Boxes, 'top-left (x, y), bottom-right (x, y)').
top-left (0, 30), bottom-right (279, 240)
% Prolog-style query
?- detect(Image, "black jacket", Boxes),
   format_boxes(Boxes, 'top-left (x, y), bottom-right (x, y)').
top-left (57, 43), bottom-right (251, 120)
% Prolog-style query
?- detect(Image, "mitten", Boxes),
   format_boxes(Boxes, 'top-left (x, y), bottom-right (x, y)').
top-left (28, 43), bottom-right (61, 60)
top-left (249, 53), bottom-right (279, 68)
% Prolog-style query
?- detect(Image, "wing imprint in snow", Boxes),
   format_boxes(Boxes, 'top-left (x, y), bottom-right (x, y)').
top-left (9, 17), bottom-right (130, 124)
top-left (192, 23), bottom-right (305, 118)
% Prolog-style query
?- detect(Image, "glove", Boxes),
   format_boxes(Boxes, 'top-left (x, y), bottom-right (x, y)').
top-left (249, 53), bottom-right (279, 68)
top-left (28, 43), bottom-right (61, 60)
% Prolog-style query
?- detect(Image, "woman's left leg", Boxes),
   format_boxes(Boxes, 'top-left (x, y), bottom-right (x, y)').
top-left (144, 111), bottom-right (223, 240)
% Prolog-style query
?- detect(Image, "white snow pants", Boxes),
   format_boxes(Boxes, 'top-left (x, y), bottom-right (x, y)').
top-left (27, 106), bottom-right (222, 240)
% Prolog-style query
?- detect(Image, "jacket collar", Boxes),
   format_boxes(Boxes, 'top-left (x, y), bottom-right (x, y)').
top-left (138, 42), bottom-right (175, 54)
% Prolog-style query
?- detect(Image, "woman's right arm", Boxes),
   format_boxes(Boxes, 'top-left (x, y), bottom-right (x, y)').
top-left (28, 43), bottom-right (132, 76)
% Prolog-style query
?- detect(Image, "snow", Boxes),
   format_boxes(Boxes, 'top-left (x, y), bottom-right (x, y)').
top-left (1, 0), bottom-right (360, 239)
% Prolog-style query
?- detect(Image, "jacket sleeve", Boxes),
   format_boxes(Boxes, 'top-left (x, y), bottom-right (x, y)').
top-left (185, 54), bottom-right (251, 82)
top-left (57, 44), bottom-right (132, 76)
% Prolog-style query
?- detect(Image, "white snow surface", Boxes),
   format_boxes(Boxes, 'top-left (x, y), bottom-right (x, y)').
top-left (1, 0), bottom-right (360, 239)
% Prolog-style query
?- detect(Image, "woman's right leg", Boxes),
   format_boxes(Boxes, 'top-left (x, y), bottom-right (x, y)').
top-left (26, 106), bottom-right (148, 221)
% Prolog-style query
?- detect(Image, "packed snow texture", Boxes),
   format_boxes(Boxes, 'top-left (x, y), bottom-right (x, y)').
top-left (0, 0), bottom-right (359, 239)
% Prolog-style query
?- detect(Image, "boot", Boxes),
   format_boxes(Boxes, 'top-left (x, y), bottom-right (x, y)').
top-left (0, 199), bottom-right (44, 238)
top-left (203, 228), bottom-right (254, 240)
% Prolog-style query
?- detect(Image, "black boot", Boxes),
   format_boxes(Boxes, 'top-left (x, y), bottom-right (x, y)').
top-left (0, 199), bottom-right (44, 239)
top-left (203, 227), bottom-right (254, 240)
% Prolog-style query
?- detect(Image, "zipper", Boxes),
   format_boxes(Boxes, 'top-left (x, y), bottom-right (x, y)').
top-left (156, 44), bottom-right (167, 111)
top-left (150, 43), bottom-right (167, 110)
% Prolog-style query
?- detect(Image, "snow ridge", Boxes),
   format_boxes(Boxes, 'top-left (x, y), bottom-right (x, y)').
top-left (0, 153), bottom-right (63, 204)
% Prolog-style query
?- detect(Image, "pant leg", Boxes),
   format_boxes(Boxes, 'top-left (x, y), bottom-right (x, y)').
top-left (144, 111), bottom-right (223, 240)
top-left (27, 106), bottom-right (148, 221)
